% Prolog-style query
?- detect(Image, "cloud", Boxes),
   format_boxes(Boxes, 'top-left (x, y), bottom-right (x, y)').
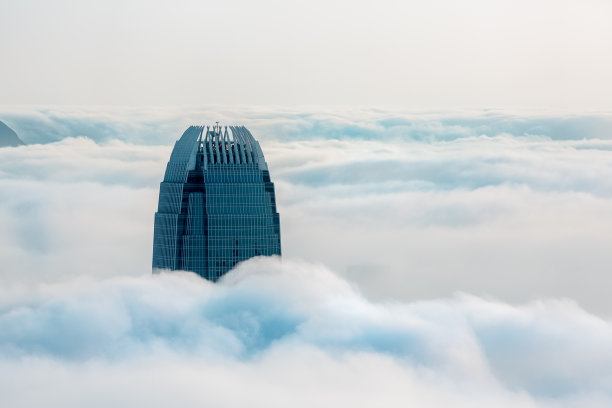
top-left (1, 107), bottom-right (612, 405)
top-left (0, 258), bottom-right (611, 407)
top-left (2, 109), bottom-right (612, 315)
top-left (0, 137), bottom-right (168, 187)
top-left (267, 135), bottom-right (612, 195)
top-left (3, 106), bottom-right (612, 145)
top-left (0, 140), bottom-right (160, 282)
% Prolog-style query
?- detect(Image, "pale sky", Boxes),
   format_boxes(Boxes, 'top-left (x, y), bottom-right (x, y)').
top-left (1, 0), bottom-right (611, 108)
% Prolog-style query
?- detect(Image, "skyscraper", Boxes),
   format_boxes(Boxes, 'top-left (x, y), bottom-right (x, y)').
top-left (152, 125), bottom-right (281, 281)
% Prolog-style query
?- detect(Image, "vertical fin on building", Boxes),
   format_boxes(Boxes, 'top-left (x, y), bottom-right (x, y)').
top-left (243, 127), bottom-right (269, 171)
top-left (225, 127), bottom-right (235, 164)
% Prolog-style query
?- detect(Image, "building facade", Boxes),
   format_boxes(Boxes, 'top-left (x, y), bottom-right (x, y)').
top-left (152, 125), bottom-right (281, 281)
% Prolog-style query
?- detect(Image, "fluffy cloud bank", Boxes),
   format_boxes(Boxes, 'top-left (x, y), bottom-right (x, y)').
top-left (2, 108), bottom-right (612, 314)
top-left (0, 259), bottom-right (611, 408)
top-left (1, 107), bottom-right (612, 406)
top-left (3, 106), bottom-right (612, 145)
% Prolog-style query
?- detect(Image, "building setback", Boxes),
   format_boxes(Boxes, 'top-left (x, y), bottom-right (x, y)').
top-left (152, 125), bottom-right (281, 281)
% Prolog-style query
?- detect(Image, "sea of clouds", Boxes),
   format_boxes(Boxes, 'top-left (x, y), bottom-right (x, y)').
top-left (1, 106), bottom-right (612, 406)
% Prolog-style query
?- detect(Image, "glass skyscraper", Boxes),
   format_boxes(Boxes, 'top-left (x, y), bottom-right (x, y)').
top-left (152, 125), bottom-right (281, 281)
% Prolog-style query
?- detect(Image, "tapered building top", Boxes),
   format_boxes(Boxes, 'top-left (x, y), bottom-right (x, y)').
top-left (153, 125), bottom-right (281, 281)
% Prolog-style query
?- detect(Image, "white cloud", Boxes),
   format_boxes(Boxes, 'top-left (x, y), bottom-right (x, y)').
top-left (1, 108), bottom-right (612, 405)
top-left (0, 259), bottom-right (611, 407)
top-left (2, 110), bottom-right (612, 314)
top-left (4, 106), bottom-right (612, 145)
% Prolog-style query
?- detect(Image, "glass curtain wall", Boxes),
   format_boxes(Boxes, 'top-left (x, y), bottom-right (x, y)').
top-left (153, 125), bottom-right (281, 281)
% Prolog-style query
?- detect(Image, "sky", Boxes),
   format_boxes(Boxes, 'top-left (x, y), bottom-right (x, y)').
top-left (1, 0), bottom-right (612, 108)
top-left (1, 0), bottom-right (612, 406)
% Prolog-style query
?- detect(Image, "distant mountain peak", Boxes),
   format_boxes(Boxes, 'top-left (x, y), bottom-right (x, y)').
top-left (0, 121), bottom-right (25, 147)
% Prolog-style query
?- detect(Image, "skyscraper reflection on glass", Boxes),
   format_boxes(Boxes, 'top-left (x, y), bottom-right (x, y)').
top-left (152, 125), bottom-right (281, 281)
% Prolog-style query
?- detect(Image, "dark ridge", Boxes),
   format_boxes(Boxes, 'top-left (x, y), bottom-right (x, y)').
top-left (0, 121), bottom-right (25, 147)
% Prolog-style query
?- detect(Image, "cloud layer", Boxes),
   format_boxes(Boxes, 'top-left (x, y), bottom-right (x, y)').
top-left (4, 106), bottom-right (612, 144)
top-left (0, 107), bottom-right (611, 406)
top-left (1, 259), bottom-right (611, 407)
top-left (2, 108), bottom-right (612, 314)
